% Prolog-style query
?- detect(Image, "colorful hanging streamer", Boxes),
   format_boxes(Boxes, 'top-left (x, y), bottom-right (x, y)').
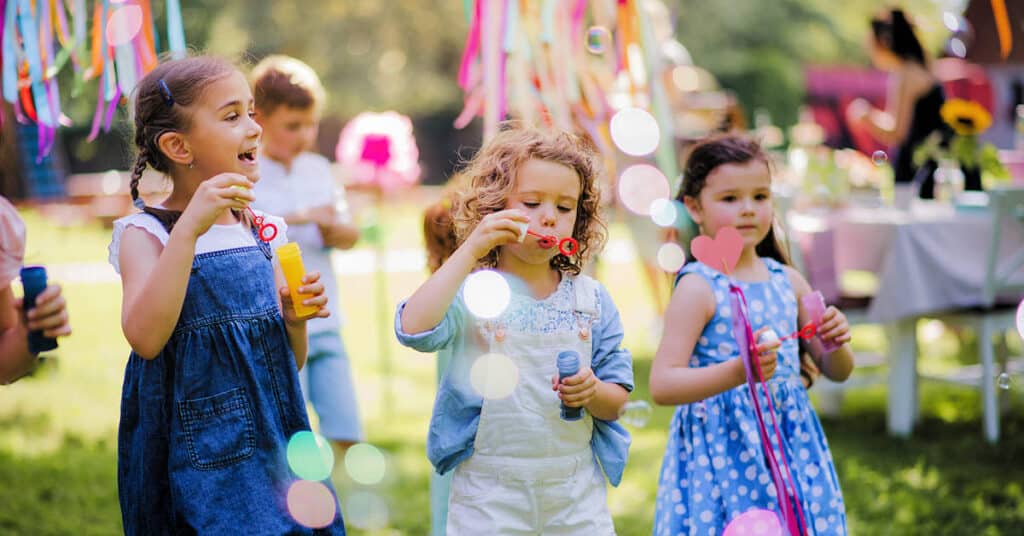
top-left (0, 0), bottom-right (185, 157)
top-left (455, 0), bottom-right (681, 198)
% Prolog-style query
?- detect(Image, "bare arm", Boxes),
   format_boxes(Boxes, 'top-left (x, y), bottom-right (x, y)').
top-left (650, 274), bottom-right (745, 405)
top-left (119, 225), bottom-right (199, 359)
top-left (860, 71), bottom-right (918, 146)
top-left (585, 381), bottom-right (629, 420)
top-left (784, 266), bottom-right (854, 382)
top-left (400, 209), bottom-right (528, 335)
top-left (0, 285), bottom-right (32, 383)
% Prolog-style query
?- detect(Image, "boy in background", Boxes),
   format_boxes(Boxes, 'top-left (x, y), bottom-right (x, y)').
top-left (250, 55), bottom-right (362, 455)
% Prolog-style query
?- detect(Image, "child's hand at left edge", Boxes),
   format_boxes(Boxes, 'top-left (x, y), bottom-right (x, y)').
top-left (551, 366), bottom-right (600, 408)
top-left (280, 271), bottom-right (330, 325)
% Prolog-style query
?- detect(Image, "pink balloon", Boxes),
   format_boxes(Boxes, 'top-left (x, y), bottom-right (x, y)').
top-left (723, 508), bottom-right (783, 536)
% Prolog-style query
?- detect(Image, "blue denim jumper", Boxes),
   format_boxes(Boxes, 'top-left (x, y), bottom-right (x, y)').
top-left (117, 215), bottom-right (346, 534)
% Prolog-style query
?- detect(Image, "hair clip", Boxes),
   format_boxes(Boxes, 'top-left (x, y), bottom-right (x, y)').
top-left (133, 197), bottom-right (146, 210)
top-left (157, 79), bottom-right (174, 107)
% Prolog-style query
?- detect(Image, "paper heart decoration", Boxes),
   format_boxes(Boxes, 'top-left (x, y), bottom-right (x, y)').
top-left (690, 226), bottom-right (743, 274)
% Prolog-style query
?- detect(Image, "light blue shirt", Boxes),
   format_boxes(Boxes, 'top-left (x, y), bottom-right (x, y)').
top-left (394, 275), bottom-right (634, 486)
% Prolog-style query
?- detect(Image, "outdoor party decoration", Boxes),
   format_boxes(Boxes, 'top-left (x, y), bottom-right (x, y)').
top-left (335, 110), bottom-right (421, 415)
top-left (453, 0), bottom-right (680, 186)
top-left (1, 0), bottom-right (187, 159)
top-left (335, 111), bottom-right (421, 193)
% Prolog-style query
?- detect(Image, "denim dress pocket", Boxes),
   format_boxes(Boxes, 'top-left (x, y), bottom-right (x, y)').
top-left (177, 387), bottom-right (256, 470)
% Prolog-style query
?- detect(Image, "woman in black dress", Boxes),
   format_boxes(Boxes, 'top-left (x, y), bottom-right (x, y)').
top-left (847, 9), bottom-right (968, 199)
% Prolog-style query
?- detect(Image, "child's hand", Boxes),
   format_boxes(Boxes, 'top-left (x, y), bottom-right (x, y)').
top-left (306, 205), bottom-right (337, 227)
top-left (279, 271), bottom-right (331, 325)
top-left (178, 173), bottom-right (254, 238)
top-left (817, 306), bottom-right (852, 345)
top-left (751, 326), bottom-right (780, 382)
top-left (15, 284), bottom-right (71, 338)
top-left (551, 367), bottom-right (600, 408)
top-left (463, 209), bottom-right (530, 260)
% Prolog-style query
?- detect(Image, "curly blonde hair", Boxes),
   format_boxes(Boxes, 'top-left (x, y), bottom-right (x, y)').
top-left (452, 124), bottom-right (606, 275)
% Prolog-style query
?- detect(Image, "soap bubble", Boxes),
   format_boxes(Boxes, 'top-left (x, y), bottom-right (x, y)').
top-left (619, 400), bottom-right (653, 427)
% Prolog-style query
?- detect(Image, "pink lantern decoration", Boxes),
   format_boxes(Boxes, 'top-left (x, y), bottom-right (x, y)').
top-left (335, 112), bottom-right (421, 192)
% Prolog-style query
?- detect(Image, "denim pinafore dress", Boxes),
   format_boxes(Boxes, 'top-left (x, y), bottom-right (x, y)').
top-left (117, 215), bottom-right (346, 534)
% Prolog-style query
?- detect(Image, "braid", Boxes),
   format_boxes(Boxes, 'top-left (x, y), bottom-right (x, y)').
top-left (130, 148), bottom-right (148, 208)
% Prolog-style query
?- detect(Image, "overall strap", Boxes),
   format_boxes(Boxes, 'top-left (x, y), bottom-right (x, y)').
top-left (572, 274), bottom-right (598, 315)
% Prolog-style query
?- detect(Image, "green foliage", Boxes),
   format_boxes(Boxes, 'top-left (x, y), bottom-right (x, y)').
top-left (673, 0), bottom-right (946, 129)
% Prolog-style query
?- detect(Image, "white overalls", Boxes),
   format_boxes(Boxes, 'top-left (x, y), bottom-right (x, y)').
top-left (447, 275), bottom-right (616, 535)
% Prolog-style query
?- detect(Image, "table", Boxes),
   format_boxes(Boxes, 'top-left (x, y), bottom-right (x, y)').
top-left (787, 200), bottom-right (1024, 436)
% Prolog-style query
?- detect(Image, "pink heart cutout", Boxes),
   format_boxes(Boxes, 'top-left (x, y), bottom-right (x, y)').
top-left (690, 226), bottom-right (743, 274)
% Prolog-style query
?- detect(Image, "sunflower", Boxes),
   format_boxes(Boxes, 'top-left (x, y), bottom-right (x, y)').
top-left (940, 98), bottom-right (992, 136)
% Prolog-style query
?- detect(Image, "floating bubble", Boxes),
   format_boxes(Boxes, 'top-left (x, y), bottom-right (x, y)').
top-left (618, 164), bottom-right (670, 216)
top-left (101, 170), bottom-right (122, 195)
top-left (650, 198), bottom-right (678, 227)
top-left (464, 270), bottom-right (511, 319)
top-left (610, 108), bottom-right (660, 156)
top-left (470, 353), bottom-right (520, 399)
top-left (946, 37), bottom-right (967, 58)
top-left (871, 150), bottom-right (888, 166)
top-left (344, 490), bottom-right (390, 530)
top-left (585, 26), bottom-right (611, 54)
top-left (105, 5), bottom-right (143, 47)
top-left (619, 400), bottom-right (653, 428)
top-left (723, 508), bottom-right (782, 536)
top-left (671, 65), bottom-right (701, 92)
top-left (287, 431), bottom-right (334, 481)
top-left (997, 373), bottom-right (1012, 391)
top-left (656, 242), bottom-right (686, 273)
top-left (287, 480), bottom-right (337, 529)
top-left (344, 443), bottom-right (387, 486)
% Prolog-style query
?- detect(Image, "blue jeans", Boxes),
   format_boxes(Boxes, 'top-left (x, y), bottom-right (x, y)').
top-left (299, 332), bottom-right (363, 442)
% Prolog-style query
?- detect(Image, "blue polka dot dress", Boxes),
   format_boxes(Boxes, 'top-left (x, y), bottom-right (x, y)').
top-left (653, 259), bottom-right (847, 536)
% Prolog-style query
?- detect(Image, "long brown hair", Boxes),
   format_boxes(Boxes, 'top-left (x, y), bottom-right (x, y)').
top-left (129, 55), bottom-right (240, 231)
top-left (452, 124), bottom-right (606, 275)
top-left (677, 134), bottom-right (791, 266)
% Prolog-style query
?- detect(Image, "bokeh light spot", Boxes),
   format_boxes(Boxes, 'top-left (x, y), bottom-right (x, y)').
top-left (344, 443), bottom-right (387, 486)
top-left (657, 242), bottom-right (686, 273)
top-left (344, 491), bottom-right (390, 530)
top-left (618, 164), bottom-right (670, 216)
top-left (610, 108), bottom-right (660, 156)
top-left (287, 480), bottom-right (337, 529)
top-left (464, 270), bottom-right (512, 319)
top-left (650, 198), bottom-right (678, 227)
top-left (470, 353), bottom-right (520, 399)
top-left (105, 5), bottom-right (143, 47)
top-left (287, 431), bottom-right (334, 482)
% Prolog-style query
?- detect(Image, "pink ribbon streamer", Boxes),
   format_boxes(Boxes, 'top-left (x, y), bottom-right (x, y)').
top-left (729, 284), bottom-right (809, 536)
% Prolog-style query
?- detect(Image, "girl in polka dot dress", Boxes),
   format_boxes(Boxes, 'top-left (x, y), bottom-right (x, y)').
top-left (649, 135), bottom-right (855, 535)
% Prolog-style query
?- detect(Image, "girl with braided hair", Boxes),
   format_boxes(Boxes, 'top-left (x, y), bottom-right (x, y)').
top-left (107, 55), bottom-right (346, 534)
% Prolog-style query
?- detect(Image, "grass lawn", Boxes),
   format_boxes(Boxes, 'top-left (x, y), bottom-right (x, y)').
top-left (1, 201), bottom-right (1022, 535)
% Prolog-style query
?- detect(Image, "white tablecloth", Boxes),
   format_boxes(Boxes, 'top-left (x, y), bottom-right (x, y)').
top-left (788, 202), bottom-right (1024, 322)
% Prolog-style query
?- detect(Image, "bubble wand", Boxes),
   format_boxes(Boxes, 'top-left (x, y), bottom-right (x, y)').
top-left (519, 225), bottom-right (579, 256)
